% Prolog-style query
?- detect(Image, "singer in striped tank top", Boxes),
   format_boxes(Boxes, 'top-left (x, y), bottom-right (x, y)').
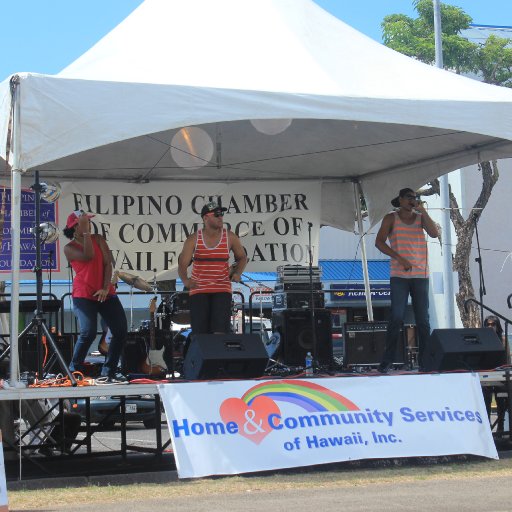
top-left (375, 188), bottom-right (439, 373)
top-left (178, 201), bottom-right (247, 334)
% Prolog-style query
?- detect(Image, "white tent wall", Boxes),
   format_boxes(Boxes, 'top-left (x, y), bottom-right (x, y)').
top-left (462, 159), bottom-right (512, 322)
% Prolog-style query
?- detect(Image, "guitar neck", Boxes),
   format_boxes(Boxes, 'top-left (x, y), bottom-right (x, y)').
top-left (149, 300), bottom-right (156, 350)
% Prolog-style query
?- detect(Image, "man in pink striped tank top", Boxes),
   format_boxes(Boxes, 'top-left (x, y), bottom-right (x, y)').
top-left (178, 201), bottom-right (247, 335)
top-left (375, 188), bottom-right (439, 373)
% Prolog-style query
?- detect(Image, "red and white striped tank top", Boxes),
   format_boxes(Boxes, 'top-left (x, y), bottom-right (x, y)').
top-left (190, 228), bottom-right (231, 295)
top-left (389, 212), bottom-right (428, 278)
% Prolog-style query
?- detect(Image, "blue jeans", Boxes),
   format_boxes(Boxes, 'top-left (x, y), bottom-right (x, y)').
top-left (382, 277), bottom-right (430, 368)
top-left (70, 296), bottom-right (128, 376)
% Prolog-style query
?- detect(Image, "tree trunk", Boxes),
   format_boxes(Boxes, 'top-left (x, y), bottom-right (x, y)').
top-left (424, 160), bottom-right (499, 328)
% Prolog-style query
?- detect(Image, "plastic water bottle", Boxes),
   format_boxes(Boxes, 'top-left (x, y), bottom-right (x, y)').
top-left (305, 352), bottom-right (313, 377)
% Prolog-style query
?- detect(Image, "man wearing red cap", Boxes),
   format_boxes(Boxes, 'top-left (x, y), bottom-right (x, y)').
top-left (63, 210), bottom-right (128, 383)
top-left (178, 201), bottom-right (247, 334)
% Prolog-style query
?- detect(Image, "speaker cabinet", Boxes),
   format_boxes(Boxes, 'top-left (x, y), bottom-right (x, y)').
top-left (271, 309), bottom-right (332, 366)
top-left (183, 333), bottom-right (269, 380)
top-left (423, 328), bottom-right (506, 372)
top-left (19, 333), bottom-right (74, 374)
top-left (122, 333), bottom-right (149, 374)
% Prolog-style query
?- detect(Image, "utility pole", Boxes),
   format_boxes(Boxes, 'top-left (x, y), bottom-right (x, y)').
top-left (433, 0), bottom-right (456, 327)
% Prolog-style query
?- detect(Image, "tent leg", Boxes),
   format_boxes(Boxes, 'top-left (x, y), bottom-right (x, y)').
top-left (8, 76), bottom-right (24, 388)
top-left (353, 181), bottom-right (374, 322)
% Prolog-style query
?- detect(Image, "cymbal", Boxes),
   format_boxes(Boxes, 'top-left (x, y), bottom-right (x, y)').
top-left (116, 271), bottom-right (153, 292)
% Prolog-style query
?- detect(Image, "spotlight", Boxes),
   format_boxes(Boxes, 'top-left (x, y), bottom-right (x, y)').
top-left (31, 222), bottom-right (59, 243)
top-left (40, 182), bottom-right (61, 203)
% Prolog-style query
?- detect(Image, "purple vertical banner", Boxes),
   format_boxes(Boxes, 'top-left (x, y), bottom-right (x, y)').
top-left (0, 186), bottom-right (60, 274)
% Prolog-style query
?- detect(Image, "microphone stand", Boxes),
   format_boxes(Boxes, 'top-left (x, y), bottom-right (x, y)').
top-left (307, 222), bottom-right (318, 372)
top-left (17, 171), bottom-right (76, 385)
top-left (473, 212), bottom-right (486, 326)
top-left (47, 249), bottom-right (54, 331)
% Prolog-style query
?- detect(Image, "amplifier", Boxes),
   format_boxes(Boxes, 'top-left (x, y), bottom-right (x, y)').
top-left (344, 322), bottom-right (388, 333)
top-left (274, 282), bottom-right (323, 292)
top-left (277, 265), bottom-right (321, 281)
top-left (343, 322), bottom-right (405, 366)
top-left (273, 292), bottom-right (324, 310)
top-left (19, 333), bottom-right (74, 375)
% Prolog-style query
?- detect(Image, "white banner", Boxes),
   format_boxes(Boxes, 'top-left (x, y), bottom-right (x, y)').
top-left (0, 431), bottom-right (8, 512)
top-left (159, 374), bottom-right (497, 478)
top-left (49, 181), bottom-right (321, 280)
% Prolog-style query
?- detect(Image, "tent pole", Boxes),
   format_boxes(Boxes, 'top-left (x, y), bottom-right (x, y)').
top-left (434, 0), bottom-right (455, 327)
top-left (353, 181), bottom-right (374, 322)
top-left (8, 76), bottom-right (23, 387)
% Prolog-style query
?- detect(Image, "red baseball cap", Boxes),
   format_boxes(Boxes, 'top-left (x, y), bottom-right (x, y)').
top-left (65, 210), bottom-right (95, 229)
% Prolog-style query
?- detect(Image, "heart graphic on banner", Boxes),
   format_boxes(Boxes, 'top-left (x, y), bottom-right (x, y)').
top-left (220, 396), bottom-right (281, 445)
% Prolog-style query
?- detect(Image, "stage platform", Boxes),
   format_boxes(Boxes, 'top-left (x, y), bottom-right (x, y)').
top-left (0, 382), bottom-right (159, 400)
top-left (1, 369), bottom-right (511, 482)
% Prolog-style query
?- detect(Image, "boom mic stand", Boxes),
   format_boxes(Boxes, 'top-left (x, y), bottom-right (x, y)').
top-left (17, 171), bottom-right (76, 385)
top-left (473, 211), bottom-right (486, 326)
top-left (307, 222), bottom-right (318, 373)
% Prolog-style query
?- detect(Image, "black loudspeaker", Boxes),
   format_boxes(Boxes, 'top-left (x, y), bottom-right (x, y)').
top-left (183, 333), bottom-right (269, 380)
top-left (122, 333), bottom-right (148, 374)
top-left (271, 309), bottom-right (332, 366)
top-left (19, 334), bottom-right (74, 374)
top-left (423, 328), bottom-right (506, 372)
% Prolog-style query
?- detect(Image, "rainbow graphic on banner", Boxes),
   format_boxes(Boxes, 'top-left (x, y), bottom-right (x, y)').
top-left (241, 380), bottom-right (359, 412)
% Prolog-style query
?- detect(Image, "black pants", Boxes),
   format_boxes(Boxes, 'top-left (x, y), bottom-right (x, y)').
top-left (189, 292), bottom-right (232, 334)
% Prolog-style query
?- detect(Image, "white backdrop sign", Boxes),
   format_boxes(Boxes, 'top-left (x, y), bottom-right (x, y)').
top-left (52, 181), bottom-right (321, 280)
top-left (159, 374), bottom-right (496, 478)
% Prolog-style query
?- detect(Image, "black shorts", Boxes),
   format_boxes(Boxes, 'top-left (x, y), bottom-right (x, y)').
top-left (189, 292), bottom-right (232, 334)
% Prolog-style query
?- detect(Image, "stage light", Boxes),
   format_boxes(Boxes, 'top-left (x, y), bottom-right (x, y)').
top-left (38, 222), bottom-right (59, 243)
top-left (250, 119), bottom-right (292, 135)
top-left (40, 182), bottom-right (61, 203)
top-left (170, 127), bottom-right (214, 169)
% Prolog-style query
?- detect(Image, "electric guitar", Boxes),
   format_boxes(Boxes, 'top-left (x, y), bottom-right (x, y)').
top-left (139, 297), bottom-right (166, 376)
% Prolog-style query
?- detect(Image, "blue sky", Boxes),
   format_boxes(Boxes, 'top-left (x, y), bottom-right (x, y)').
top-left (0, 0), bottom-right (508, 80)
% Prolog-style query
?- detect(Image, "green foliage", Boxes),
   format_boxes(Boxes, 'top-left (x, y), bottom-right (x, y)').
top-left (382, 0), bottom-right (512, 85)
top-left (477, 35), bottom-right (512, 87)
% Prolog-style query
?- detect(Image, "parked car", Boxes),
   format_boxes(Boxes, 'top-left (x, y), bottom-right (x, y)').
top-left (64, 395), bottom-right (159, 429)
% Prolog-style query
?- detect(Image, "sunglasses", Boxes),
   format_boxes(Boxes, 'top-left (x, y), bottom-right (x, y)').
top-left (486, 322), bottom-right (496, 327)
top-left (206, 211), bottom-right (224, 218)
top-left (403, 194), bottom-right (419, 200)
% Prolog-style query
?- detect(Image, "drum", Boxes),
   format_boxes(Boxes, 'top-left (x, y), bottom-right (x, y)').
top-left (169, 292), bottom-right (191, 324)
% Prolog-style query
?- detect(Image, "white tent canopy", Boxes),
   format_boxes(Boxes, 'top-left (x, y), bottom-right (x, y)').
top-left (2, 0), bottom-right (512, 230)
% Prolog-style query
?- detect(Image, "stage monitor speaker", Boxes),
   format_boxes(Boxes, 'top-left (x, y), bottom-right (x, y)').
top-left (183, 333), bottom-right (269, 380)
top-left (19, 333), bottom-right (74, 374)
top-left (271, 309), bottom-right (332, 367)
top-left (423, 328), bottom-right (506, 372)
